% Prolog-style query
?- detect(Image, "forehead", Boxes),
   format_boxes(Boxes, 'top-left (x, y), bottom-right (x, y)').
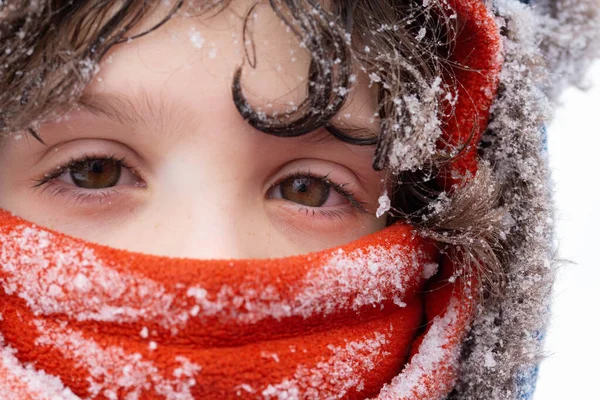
top-left (88, 0), bottom-right (309, 110)
top-left (82, 0), bottom-right (377, 136)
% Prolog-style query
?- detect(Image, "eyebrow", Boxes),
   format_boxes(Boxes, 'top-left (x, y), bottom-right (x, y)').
top-left (76, 89), bottom-right (183, 135)
top-left (76, 90), bottom-right (375, 146)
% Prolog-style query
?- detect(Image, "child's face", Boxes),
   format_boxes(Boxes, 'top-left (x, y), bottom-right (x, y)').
top-left (0, 1), bottom-right (386, 259)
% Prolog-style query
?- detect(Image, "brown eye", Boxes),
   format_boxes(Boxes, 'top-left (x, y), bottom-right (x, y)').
top-left (70, 159), bottom-right (121, 189)
top-left (279, 176), bottom-right (330, 207)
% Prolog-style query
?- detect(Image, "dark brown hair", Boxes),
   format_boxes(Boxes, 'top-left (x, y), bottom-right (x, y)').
top-left (0, 0), bottom-right (454, 165)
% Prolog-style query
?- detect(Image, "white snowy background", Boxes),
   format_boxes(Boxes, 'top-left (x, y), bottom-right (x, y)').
top-left (534, 60), bottom-right (600, 399)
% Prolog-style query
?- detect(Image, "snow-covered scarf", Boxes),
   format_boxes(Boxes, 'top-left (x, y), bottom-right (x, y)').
top-left (0, 209), bottom-right (478, 399)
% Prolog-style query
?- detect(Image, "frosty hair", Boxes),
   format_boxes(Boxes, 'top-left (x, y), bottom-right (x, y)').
top-left (0, 0), bottom-right (506, 292)
top-left (0, 0), bottom-right (458, 164)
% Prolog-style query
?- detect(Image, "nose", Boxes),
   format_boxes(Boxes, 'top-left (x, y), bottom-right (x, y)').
top-left (130, 156), bottom-right (277, 259)
top-left (170, 205), bottom-right (272, 260)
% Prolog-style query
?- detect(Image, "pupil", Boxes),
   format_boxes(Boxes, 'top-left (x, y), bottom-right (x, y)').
top-left (279, 176), bottom-right (330, 207)
top-left (70, 159), bottom-right (121, 189)
top-left (91, 160), bottom-right (104, 173)
top-left (293, 178), bottom-right (309, 193)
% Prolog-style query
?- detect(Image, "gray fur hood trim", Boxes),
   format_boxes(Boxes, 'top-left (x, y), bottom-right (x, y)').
top-left (451, 0), bottom-right (599, 398)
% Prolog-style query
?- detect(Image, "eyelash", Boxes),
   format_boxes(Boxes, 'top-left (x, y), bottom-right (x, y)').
top-left (295, 206), bottom-right (359, 221)
top-left (270, 171), bottom-right (368, 215)
top-left (33, 154), bottom-right (139, 188)
top-left (34, 185), bottom-right (125, 206)
top-left (32, 157), bottom-right (368, 218)
top-left (31, 155), bottom-right (141, 204)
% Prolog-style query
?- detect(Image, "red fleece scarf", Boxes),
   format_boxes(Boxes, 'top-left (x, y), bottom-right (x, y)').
top-left (0, 0), bottom-right (502, 398)
top-left (0, 210), bottom-right (474, 400)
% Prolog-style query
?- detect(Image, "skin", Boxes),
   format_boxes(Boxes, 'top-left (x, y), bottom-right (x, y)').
top-left (0, 1), bottom-right (387, 259)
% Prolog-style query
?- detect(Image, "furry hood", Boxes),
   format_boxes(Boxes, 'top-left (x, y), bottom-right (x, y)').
top-left (451, 0), bottom-right (600, 398)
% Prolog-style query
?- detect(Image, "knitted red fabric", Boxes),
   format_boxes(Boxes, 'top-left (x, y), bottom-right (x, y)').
top-left (441, 0), bottom-right (503, 186)
top-left (0, 210), bottom-right (474, 399)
